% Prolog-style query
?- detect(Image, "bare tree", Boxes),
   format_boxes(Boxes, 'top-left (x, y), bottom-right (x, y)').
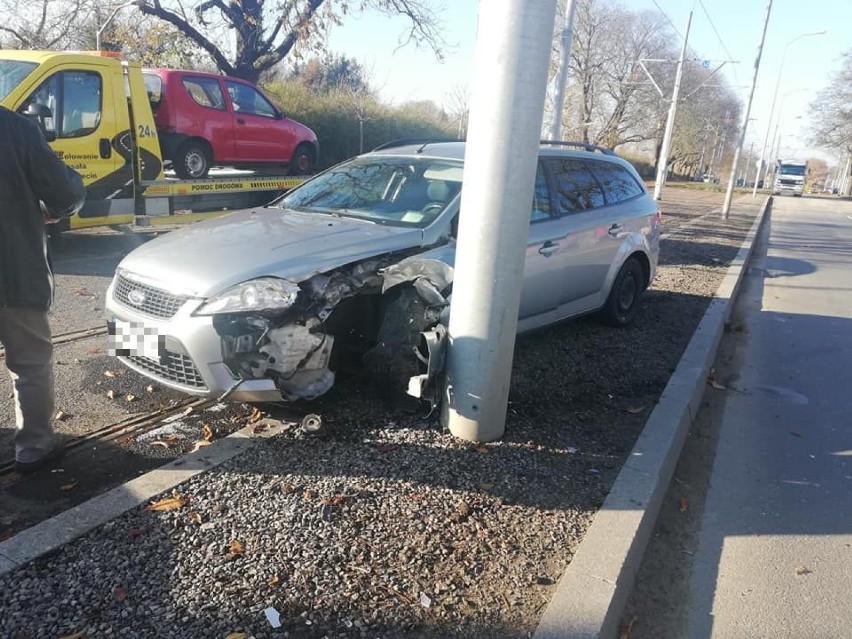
top-left (0, 0), bottom-right (96, 49)
top-left (136, 0), bottom-right (445, 84)
top-left (809, 50), bottom-right (852, 154)
top-left (444, 84), bottom-right (469, 139)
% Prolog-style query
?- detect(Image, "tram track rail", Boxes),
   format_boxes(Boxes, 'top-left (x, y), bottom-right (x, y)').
top-left (0, 397), bottom-right (215, 478)
top-left (0, 325), bottom-right (108, 360)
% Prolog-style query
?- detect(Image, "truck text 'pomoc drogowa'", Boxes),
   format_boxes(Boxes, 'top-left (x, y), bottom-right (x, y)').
top-left (0, 50), bottom-right (306, 233)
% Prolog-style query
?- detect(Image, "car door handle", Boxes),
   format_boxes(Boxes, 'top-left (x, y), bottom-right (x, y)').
top-left (608, 223), bottom-right (623, 237)
top-left (99, 138), bottom-right (112, 159)
top-left (237, 118), bottom-right (246, 125)
top-left (538, 241), bottom-right (560, 257)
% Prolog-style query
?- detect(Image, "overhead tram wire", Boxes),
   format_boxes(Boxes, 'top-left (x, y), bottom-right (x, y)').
top-left (697, 0), bottom-right (742, 88)
top-left (651, 0), bottom-right (701, 62)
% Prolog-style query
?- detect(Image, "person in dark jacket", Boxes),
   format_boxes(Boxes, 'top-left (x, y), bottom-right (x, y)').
top-left (0, 105), bottom-right (86, 473)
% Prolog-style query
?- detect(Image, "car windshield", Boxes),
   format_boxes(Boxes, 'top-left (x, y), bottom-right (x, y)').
top-left (779, 164), bottom-right (806, 176)
top-left (274, 156), bottom-right (464, 228)
top-left (0, 59), bottom-right (37, 102)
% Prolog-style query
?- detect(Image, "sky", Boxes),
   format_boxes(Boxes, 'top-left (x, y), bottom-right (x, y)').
top-left (325, 0), bottom-right (851, 165)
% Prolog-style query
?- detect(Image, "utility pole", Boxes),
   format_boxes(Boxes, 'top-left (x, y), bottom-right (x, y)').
top-left (443, 0), bottom-right (558, 442)
top-left (722, 0), bottom-right (773, 219)
top-left (653, 10), bottom-right (692, 201)
top-left (549, 0), bottom-right (578, 140)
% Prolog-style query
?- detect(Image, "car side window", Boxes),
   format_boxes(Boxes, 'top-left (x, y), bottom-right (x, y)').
top-left (182, 77), bottom-right (225, 110)
top-left (225, 81), bottom-right (277, 118)
top-left (20, 70), bottom-right (102, 139)
top-left (531, 163), bottom-right (553, 222)
top-left (547, 158), bottom-right (606, 214)
top-left (586, 161), bottom-right (645, 204)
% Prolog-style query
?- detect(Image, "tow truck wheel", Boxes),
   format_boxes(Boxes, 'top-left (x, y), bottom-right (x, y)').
top-left (174, 141), bottom-right (211, 179)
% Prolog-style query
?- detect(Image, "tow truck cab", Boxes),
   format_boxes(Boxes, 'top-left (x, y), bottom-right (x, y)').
top-left (0, 50), bottom-right (163, 230)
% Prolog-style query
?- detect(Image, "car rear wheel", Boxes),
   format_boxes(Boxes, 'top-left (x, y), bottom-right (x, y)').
top-left (174, 141), bottom-right (211, 179)
top-left (599, 257), bottom-right (643, 327)
top-left (289, 143), bottom-right (316, 176)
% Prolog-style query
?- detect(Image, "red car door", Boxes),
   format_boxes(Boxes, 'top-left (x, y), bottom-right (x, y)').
top-left (224, 79), bottom-right (295, 163)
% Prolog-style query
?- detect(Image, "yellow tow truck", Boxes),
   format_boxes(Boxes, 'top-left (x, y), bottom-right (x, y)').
top-left (0, 49), bottom-right (305, 232)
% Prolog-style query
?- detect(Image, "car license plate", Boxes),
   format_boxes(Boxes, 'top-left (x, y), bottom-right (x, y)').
top-left (108, 319), bottom-right (164, 359)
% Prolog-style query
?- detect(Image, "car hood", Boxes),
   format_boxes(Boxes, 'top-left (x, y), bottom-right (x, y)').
top-left (118, 207), bottom-right (424, 297)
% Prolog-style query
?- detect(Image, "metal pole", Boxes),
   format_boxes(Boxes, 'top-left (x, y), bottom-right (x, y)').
top-left (842, 155), bottom-right (852, 196)
top-left (653, 11), bottom-right (692, 201)
top-left (549, 0), bottom-right (578, 140)
top-left (751, 30), bottom-right (825, 198)
top-left (722, 0), bottom-right (773, 219)
top-left (442, 0), bottom-right (558, 442)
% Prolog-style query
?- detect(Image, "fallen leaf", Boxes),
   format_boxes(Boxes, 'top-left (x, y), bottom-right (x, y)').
top-left (128, 528), bottom-right (144, 538)
top-left (189, 511), bottom-right (203, 525)
top-left (620, 616), bottom-right (637, 639)
top-left (54, 410), bottom-right (70, 421)
top-left (106, 390), bottom-right (116, 399)
top-left (252, 422), bottom-right (269, 434)
top-left (202, 424), bottom-right (214, 442)
top-left (114, 584), bottom-right (127, 602)
top-left (679, 497), bottom-right (689, 512)
top-left (86, 348), bottom-right (102, 355)
top-left (709, 380), bottom-right (726, 390)
top-left (149, 441), bottom-right (171, 449)
top-left (60, 481), bottom-right (78, 491)
top-left (303, 489), bottom-right (315, 501)
top-left (145, 494), bottom-right (187, 512)
top-left (249, 407), bottom-right (263, 423)
top-left (280, 482), bottom-right (295, 494)
top-left (183, 406), bottom-right (194, 416)
top-left (189, 440), bottom-right (211, 453)
top-left (626, 406), bottom-right (645, 414)
top-left (125, 394), bottom-right (137, 402)
top-left (59, 631), bottom-right (86, 639)
top-left (225, 634), bottom-right (248, 639)
top-left (474, 445), bottom-right (489, 454)
top-left (795, 566), bottom-right (813, 576)
top-left (229, 539), bottom-right (244, 555)
top-left (267, 574), bottom-right (280, 587)
top-left (0, 532), bottom-right (13, 542)
top-left (104, 370), bottom-right (116, 378)
top-left (146, 384), bottom-right (155, 393)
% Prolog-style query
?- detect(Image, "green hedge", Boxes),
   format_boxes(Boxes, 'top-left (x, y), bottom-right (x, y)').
top-left (262, 81), bottom-right (457, 170)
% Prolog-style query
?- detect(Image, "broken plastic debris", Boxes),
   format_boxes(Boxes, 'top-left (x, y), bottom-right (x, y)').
top-left (265, 607), bottom-right (282, 628)
top-left (420, 592), bottom-right (432, 608)
top-left (301, 413), bottom-right (322, 433)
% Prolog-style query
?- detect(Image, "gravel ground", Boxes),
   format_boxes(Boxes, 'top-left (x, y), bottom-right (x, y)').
top-left (0, 191), bottom-right (763, 639)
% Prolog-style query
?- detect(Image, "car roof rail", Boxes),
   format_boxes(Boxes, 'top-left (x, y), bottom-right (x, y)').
top-left (371, 138), bottom-right (463, 152)
top-left (539, 140), bottom-right (616, 156)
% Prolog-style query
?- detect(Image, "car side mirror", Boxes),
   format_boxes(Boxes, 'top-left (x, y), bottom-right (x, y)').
top-left (24, 103), bottom-right (57, 142)
top-left (275, 111), bottom-right (286, 120)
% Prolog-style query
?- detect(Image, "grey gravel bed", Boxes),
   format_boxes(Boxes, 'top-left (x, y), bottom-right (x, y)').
top-left (0, 202), bottom-right (760, 639)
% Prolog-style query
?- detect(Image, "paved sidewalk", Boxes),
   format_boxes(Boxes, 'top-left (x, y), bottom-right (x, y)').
top-left (684, 196), bottom-right (852, 636)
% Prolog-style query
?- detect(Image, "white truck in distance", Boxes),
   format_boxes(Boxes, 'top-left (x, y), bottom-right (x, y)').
top-left (774, 160), bottom-right (808, 196)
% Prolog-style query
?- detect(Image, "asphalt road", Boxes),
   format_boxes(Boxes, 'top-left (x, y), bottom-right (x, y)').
top-left (627, 194), bottom-right (852, 638)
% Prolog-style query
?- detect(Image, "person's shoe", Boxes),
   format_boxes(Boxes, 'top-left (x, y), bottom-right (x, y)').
top-left (14, 446), bottom-right (65, 474)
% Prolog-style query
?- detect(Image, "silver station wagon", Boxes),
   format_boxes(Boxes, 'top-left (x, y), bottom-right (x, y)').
top-left (105, 140), bottom-right (660, 403)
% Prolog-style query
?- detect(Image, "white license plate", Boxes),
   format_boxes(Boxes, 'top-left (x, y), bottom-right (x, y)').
top-left (108, 319), bottom-right (164, 359)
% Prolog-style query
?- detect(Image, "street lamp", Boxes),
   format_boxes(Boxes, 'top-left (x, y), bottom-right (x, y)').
top-left (751, 29), bottom-right (826, 197)
top-left (96, 0), bottom-right (146, 51)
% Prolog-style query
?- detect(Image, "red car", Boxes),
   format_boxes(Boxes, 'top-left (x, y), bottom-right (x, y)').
top-left (143, 68), bottom-right (318, 179)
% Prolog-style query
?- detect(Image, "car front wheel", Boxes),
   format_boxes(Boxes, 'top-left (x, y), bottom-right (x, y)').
top-left (600, 257), bottom-right (643, 327)
top-left (289, 143), bottom-right (316, 176)
top-left (174, 141), bottom-right (211, 179)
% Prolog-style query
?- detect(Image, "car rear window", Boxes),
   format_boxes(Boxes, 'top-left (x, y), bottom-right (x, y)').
top-left (587, 161), bottom-right (645, 204)
top-left (546, 159), bottom-right (606, 214)
top-left (181, 76), bottom-right (225, 110)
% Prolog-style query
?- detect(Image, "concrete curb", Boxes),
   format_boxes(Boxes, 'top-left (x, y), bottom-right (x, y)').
top-left (534, 197), bottom-right (771, 639)
top-left (0, 419), bottom-right (289, 577)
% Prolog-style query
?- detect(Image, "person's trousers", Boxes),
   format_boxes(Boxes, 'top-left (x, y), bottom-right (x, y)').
top-left (0, 308), bottom-right (56, 463)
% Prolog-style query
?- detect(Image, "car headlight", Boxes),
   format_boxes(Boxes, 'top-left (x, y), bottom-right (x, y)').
top-left (195, 277), bottom-right (300, 315)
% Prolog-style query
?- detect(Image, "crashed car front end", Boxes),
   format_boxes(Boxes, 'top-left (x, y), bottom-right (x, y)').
top-left (106, 253), bottom-right (454, 403)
